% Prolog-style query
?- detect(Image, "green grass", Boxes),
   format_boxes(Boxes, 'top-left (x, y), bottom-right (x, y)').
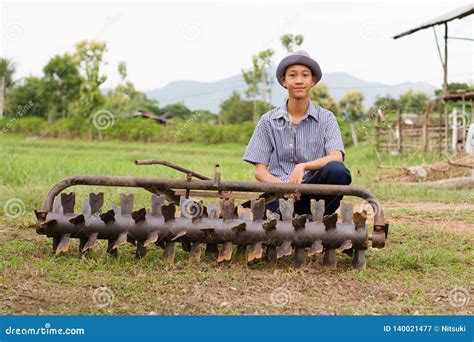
top-left (0, 134), bottom-right (472, 315)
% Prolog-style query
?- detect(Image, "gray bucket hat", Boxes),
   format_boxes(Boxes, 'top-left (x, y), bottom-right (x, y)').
top-left (276, 50), bottom-right (322, 88)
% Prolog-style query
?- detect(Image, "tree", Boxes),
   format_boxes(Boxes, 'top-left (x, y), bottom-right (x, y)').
top-left (43, 54), bottom-right (82, 121)
top-left (219, 91), bottom-right (253, 124)
top-left (73, 40), bottom-right (108, 118)
top-left (242, 49), bottom-right (274, 123)
top-left (310, 83), bottom-right (340, 116)
top-left (339, 90), bottom-right (365, 146)
top-left (0, 58), bottom-right (15, 119)
top-left (161, 103), bottom-right (192, 119)
top-left (365, 95), bottom-right (399, 124)
top-left (280, 34), bottom-right (304, 53)
top-left (6, 76), bottom-right (51, 118)
top-left (219, 91), bottom-right (272, 125)
top-left (398, 89), bottom-right (429, 114)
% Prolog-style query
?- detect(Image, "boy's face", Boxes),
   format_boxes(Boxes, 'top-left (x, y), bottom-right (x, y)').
top-left (281, 64), bottom-right (317, 100)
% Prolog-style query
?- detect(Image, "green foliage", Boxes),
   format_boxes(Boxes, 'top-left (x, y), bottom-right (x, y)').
top-left (398, 89), bottom-right (429, 114)
top-left (340, 90), bottom-right (365, 122)
top-left (0, 116), bottom-right (255, 145)
top-left (43, 53), bottom-right (82, 121)
top-left (5, 77), bottom-right (51, 118)
top-left (73, 40), bottom-right (108, 118)
top-left (219, 92), bottom-right (272, 125)
top-left (310, 83), bottom-right (340, 116)
top-left (280, 34), bottom-right (304, 53)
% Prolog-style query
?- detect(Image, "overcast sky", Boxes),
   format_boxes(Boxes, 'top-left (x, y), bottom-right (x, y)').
top-left (1, 0), bottom-right (473, 92)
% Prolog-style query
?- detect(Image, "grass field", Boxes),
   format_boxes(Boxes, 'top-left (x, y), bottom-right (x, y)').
top-left (0, 134), bottom-right (472, 315)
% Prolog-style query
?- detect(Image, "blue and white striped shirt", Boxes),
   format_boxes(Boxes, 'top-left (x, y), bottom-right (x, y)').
top-left (243, 99), bottom-right (345, 182)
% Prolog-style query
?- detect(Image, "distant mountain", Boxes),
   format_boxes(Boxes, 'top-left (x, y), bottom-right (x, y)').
top-left (146, 67), bottom-right (436, 113)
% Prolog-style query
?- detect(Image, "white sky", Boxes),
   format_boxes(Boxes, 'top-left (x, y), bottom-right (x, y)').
top-left (1, 0), bottom-right (473, 91)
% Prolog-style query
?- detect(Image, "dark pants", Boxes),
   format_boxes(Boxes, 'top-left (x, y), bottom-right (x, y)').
top-left (265, 161), bottom-right (352, 217)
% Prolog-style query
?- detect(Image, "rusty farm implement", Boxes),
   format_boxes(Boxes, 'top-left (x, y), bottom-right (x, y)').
top-left (35, 160), bottom-right (389, 269)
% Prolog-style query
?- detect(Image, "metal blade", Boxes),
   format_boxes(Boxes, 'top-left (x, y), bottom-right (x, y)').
top-left (352, 249), bottom-right (366, 270)
top-left (163, 242), bottom-right (176, 264)
top-left (55, 234), bottom-right (71, 255)
top-left (231, 222), bottom-right (246, 233)
top-left (69, 214), bottom-right (85, 225)
top-left (106, 239), bottom-right (118, 256)
top-left (120, 194), bottom-right (134, 215)
top-left (341, 202), bottom-right (353, 224)
top-left (310, 199), bottom-right (325, 222)
top-left (171, 230), bottom-right (187, 242)
top-left (237, 205), bottom-right (253, 220)
top-left (207, 204), bottom-right (221, 219)
top-left (135, 241), bottom-right (147, 259)
top-left (189, 242), bottom-right (203, 262)
top-left (265, 245), bottom-right (277, 263)
top-left (40, 219), bottom-right (57, 228)
top-left (247, 241), bottom-right (263, 262)
top-left (265, 209), bottom-right (280, 221)
top-left (131, 208), bottom-right (146, 223)
top-left (82, 199), bottom-right (91, 216)
top-left (53, 197), bottom-right (62, 214)
top-left (323, 212), bottom-right (338, 230)
top-left (353, 211), bottom-right (368, 230)
top-left (144, 231), bottom-right (159, 247)
top-left (322, 248), bottom-right (336, 267)
top-left (161, 203), bottom-right (176, 222)
top-left (61, 192), bottom-right (75, 214)
top-left (277, 240), bottom-right (293, 259)
top-left (217, 242), bottom-right (233, 263)
top-left (234, 245), bottom-right (247, 263)
top-left (151, 194), bottom-right (165, 217)
top-left (112, 232), bottom-right (128, 249)
top-left (308, 240), bottom-right (324, 256)
top-left (82, 232), bottom-right (98, 252)
top-left (338, 240), bottom-right (353, 252)
top-left (279, 198), bottom-right (294, 221)
top-left (293, 247), bottom-right (306, 267)
top-left (221, 198), bottom-right (235, 222)
top-left (99, 209), bottom-right (115, 224)
top-left (292, 214), bottom-right (307, 230)
top-left (251, 198), bottom-right (265, 221)
top-left (89, 193), bottom-right (104, 215)
top-left (262, 218), bottom-right (277, 231)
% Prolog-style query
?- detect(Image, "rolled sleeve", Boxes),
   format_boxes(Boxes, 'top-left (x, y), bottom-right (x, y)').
top-left (324, 113), bottom-right (346, 160)
top-left (243, 117), bottom-right (273, 165)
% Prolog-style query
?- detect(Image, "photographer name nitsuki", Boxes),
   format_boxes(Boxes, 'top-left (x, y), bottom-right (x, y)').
top-left (442, 325), bottom-right (466, 332)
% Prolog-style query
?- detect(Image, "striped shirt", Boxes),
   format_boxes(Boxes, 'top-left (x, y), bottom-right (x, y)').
top-left (243, 99), bottom-right (345, 182)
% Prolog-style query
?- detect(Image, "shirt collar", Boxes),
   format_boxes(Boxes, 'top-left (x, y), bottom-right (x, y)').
top-left (272, 99), bottom-right (320, 122)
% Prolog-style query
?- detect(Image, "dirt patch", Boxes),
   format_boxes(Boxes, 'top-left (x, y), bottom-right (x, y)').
top-left (353, 202), bottom-right (474, 234)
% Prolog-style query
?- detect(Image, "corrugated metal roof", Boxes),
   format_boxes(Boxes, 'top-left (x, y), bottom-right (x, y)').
top-left (393, 3), bottom-right (474, 39)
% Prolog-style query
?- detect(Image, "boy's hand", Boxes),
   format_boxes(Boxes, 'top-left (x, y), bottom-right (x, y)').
top-left (288, 163), bottom-right (305, 184)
